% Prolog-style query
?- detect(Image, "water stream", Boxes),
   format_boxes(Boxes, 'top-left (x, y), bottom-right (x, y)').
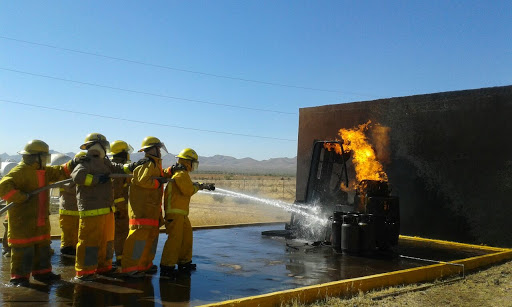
top-left (200, 188), bottom-right (328, 226)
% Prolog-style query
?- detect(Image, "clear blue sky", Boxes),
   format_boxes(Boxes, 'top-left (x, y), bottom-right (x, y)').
top-left (1, 1), bottom-right (510, 160)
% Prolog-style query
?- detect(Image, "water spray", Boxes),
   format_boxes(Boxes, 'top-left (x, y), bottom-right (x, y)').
top-left (202, 188), bottom-right (328, 226)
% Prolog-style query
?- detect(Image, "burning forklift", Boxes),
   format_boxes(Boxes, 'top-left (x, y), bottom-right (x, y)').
top-left (264, 138), bottom-right (400, 254)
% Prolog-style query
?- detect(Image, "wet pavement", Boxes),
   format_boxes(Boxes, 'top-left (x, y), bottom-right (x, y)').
top-left (0, 224), bottom-right (491, 306)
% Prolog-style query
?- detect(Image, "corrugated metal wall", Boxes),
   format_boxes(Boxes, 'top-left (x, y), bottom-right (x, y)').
top-left (297, 85), bottom-right (512, 247)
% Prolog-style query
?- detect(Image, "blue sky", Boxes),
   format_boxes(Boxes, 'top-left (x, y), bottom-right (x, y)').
top-left (1, 1), bottom-right (510, 160)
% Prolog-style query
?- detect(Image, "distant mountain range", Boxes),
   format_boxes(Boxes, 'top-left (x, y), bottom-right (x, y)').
top-left (0, 151), bottom-right (297, 175)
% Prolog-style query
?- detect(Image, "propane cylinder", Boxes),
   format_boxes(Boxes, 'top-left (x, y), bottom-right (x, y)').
top-left (331, 211), bottom-right (344, 253)
top-left (341, 214), bottom-right (359, 254)
top-left (359, 214), bottom-right (376, 254)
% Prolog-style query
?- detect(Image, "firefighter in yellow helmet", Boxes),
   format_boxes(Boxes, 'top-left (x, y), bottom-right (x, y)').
top-left (121, 136), bottom-right (173, 278)
top-left (160, 148), bottom-right (203, 277)
top-left (55, 152), bottom-right (86, 257)
top-left (0, 140), bottom-right (74, 286)
top-left (108, 140), bottom-right (133, 268)
top-left (71, 133), bottom-right (133, 281)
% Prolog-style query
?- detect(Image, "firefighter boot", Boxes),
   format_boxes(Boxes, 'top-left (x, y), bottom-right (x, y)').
top-left (177, 262), bottom-right (196, 272)
top-left (33, 272), bottom-right (61, 282)
top-left (146, 265), bottom-right (158, 275)
top-left (10, 277), bottom-right (30, 287)
top-left (160, 265), bottom-right (176, 278)
top-left (60, 246), bottom-right (76, 257)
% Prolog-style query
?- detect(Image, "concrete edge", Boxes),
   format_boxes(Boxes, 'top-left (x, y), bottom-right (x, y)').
top-left (201, 241), bottom-right (512, 307)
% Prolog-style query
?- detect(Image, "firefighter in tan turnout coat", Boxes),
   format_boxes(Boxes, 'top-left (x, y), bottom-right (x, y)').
top-left (71, 133), bottom-right (133, 281)
top-left (0, 140), bottom-right (73, 286)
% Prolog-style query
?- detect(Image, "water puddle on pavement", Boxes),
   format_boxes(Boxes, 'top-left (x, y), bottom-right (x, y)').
top-left (0, 225), bottom-right (491, 306)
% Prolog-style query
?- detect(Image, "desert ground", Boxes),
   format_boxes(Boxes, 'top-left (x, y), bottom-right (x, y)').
top-left (1, 173), bottom-right (511, 306)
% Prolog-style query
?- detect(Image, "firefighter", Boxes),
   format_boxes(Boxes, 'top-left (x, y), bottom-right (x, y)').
top-left (121, 136), bottom-right (173, 278)
top-left (0, 140), bottom-right (73, 286)
top-left (108, 140), bottom-right (133, 268)
top-left (160, 148), bottom-right (203, 278)
top-left (57, 152), bottom-right (86, 257)
top-left (71, 133), bottom-right (133, 281)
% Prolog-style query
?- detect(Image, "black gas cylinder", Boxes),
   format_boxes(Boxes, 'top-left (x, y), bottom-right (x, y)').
top-left (341, 214), bottom-right (359, 254)
top-left (331, 211), bottom-right (345, 253)
top-left (359, 214), bottom-right (376, 254)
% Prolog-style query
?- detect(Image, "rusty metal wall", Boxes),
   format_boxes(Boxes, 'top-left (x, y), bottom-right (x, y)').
top-left (297, 85), bottom-right (512, 247)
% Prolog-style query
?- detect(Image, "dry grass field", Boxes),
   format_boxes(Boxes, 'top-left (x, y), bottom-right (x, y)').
top-left (1, 173), bottom-right (511, 306)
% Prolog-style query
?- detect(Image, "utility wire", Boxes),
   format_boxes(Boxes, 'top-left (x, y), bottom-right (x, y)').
top-left (0, 35), bottom-right (377, 98)
top-left (0, 99), bottom-right (298, 142)
top-left (0, 67), bottom-right (297, 115)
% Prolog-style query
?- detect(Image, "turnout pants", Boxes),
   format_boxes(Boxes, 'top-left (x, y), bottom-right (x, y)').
top-left (114, 208), bottom-right (129, 262)
top-left (60, 214), bottom-right (79, 249)
top-left (2, 215), bottom-right (9, 253)
top-left (160, 214), bottom-right (193, 267)
top-left (121, 226), bottom-right (159, 273)
top-left (75, 212), bottom-right (115, 276)
top-left (10, 241), bottom-right (52, 279)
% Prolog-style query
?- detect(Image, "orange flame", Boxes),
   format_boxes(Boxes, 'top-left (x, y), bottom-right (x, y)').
top-left (323, 142), bottom-right (343, 155)
top-left (338, 121), bottom-right (388, 183)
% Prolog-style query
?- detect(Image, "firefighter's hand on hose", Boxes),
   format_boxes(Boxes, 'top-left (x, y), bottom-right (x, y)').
top-left (97, 174), bottom-right (110, 184)
top-left (170, 163), bottom-right (186, 175)
top-left (127, 157), bottom-right (150, 172)
top-left (68, 155), bottom-right (89, 170)
top-left (156, 177), bottom-right (168, 188)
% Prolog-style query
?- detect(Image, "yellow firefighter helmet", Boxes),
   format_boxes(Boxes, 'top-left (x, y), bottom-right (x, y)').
top-left (18, 140), bottom-right (50, 155)
top-left (80, 133), bottom-right (110, 151)
top-left (108, 140), bottom-right (134, 155)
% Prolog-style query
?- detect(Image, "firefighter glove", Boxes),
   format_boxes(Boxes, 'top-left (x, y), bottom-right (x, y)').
top-left (127, 157), bottom-right (151, 172)
top-left (171, 163), bottom-right (186, 175)
top-left (68, 155), bottom-right (90, 171)
top-left (97, 174), bottom-right (110, 184)
top-left (156, 177), bottom-right (168, 187)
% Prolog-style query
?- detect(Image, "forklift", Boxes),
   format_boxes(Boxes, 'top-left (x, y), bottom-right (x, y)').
top-left (263, 140), bottom-right (400, 253)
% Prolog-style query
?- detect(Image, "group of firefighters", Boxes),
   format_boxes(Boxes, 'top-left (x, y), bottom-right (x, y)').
top-left (0, 133), bottom-right (209, 286)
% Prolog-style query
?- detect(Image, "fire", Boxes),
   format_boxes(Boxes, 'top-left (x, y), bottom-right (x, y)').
top-left (338, 121), bottom-right (388, 183)
top-left (323, 142), bottom-right (343, 155)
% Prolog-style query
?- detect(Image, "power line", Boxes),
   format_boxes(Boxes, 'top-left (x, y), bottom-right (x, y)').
top-left (0, 99), bottom-right (298, 142)
top-left (0, 67), bottom-right (297, 115)
top-left (0, 35), bottom-right (377, 98)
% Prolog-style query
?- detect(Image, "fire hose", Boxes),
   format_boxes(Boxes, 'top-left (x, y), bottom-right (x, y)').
top-left (0, 178), bottom-right (73, 215)
top-left (110, 174), bottom-right (215, 190)
top-left (0, 174), bottom-right (215, 215)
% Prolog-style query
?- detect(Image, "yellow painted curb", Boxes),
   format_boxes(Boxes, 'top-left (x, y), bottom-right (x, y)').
top-left (399, 235), bottom-right (509, 252)
top-left (201, 237), bottom-right (512, 307)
